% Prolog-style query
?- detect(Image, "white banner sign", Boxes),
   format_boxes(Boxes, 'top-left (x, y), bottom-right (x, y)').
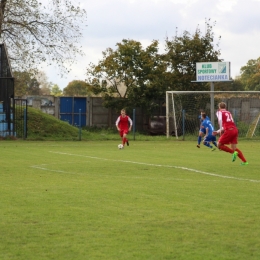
top-left (196, 62), bottom-right (231, 82)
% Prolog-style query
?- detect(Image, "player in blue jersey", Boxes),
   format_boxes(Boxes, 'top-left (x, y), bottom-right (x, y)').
top-left (200, 113), bottom-right (218, 151)
top-left (197, 111), bottom-right (210, 148)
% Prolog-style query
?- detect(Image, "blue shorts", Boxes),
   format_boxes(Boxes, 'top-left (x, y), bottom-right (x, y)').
top-left (203, 135), bottom-right (216, 143)
top-left (199, 128), bottom-right (206, 134)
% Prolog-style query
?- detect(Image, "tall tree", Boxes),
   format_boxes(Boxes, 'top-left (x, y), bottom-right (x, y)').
top-left (86, 39), bottom-right (167, 114)
top-left (35, 71), bottom-right (51, 95)
top-left (51, 84), bottom-right (63, 96)
top-left (28, 77), bottom-right (40, 95)
top-left (214, 77), bottom-right (245, 91)
top-left (240, 57), bottom-right (260, 90)
top-left (164, 19), bottom-right (221, 91)
top-left (13, 70), bottom-right (41, 96)
top-left (0, 0), bottom-right (87, 76)
top-left (63, 80), bottom-right (92, 96)
top-left (13, 71), bottom-right (31, 96)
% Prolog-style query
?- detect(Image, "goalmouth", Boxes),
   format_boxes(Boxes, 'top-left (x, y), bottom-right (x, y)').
top-left (166, 91), bottom-right (260, 139)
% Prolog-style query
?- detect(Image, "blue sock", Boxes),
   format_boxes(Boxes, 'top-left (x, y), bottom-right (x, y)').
top-left (213, 141), bottom-right (217, 147)
top-left (204, 143), bottom-right (212, 149)
top-left (198, 136), bottom-right (202, 144)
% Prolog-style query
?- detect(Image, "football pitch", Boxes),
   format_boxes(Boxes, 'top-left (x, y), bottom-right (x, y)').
top-left (1, 140), bottom-right (260, 259)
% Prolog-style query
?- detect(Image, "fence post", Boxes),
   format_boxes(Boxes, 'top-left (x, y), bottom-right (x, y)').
top-left (234, 109), bottom-right (237, 125)
top-left (182, 109), bottom-right (185, 140)
top-left (23, 108), bottom-right (26, 140)
top-left (133, 108), bottom-right (136, 140)
top-left (79, 109), bottom-right (82, 141)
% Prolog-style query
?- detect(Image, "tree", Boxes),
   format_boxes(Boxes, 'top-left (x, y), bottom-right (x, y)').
top-left (13, 70), bottom-right (41, 96)
top-left (63, 80), bottom-right (92, 96)
top-left (51, 84), bottom-right (63, 96)
top-left (161, 20), bottom-right (222, 114)
top-left (13, 71), bottom-right (30, 96)
top-left (240, 57), bottom-right (260, 90)
top-left (86, 21), bottom-right (222, 114)
top-left (28, 77), bottom-right (41, 95)
top-left (214, 77), bottom-right (245, 91)
top-left (86, 39), bottom-right (167, 114)
top-left (0, 0), bottom-right (87, 76)
top-left (164, 19), bottom-right (221, 92)
top-left (35, 71), bottom-right (51, 95)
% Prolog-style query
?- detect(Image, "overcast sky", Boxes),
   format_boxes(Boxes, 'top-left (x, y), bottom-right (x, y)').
top-left (43, 0), bottom-right (260, 89)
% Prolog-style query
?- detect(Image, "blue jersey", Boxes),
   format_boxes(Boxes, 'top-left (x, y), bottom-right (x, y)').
top-left (199, 115), bottom-right (210, 133)
top-left (199, 115), bottom-right (210, 122)
top-left (201, 119), bottom-right (214, 135)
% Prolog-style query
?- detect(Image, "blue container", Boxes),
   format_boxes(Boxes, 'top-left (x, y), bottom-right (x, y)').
top-left (0, 114), bottom-right (5, 121)
top-left (0, 122), bottom-right (7, 131)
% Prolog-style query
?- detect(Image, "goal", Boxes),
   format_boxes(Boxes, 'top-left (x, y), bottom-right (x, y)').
top-left (166, 91), bottom-right (260, 139)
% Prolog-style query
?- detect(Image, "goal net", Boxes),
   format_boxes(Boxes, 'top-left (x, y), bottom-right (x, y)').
top-left (166, 91), bottom-right (260, 139)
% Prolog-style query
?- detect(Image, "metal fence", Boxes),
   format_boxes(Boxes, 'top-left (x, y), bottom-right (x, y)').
top-left (0, 43), bottom-right (15, 138)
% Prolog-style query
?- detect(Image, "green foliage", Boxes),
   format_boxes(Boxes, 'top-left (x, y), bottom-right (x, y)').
top-left (0, 0), bottom-right (87, 75)
top-left (13, 71), bottom-right (41, 96)
top-left (164, 19), bottom-right (221, 91)
top-left (0, 141), bottom-right (259, 259)
top-left (214, 78), bottom-right (245, 91)
top-left (86, 39), bottom-right (167, 114)
top-left (63, 80), bottom-right (92, 96)
top-left (240, 57), bottom-right (260, 90)
top-left (86, 20), bottom-right (222, 115)
top-left (235, 120), bottom-right (259, 137)
top-left (51, 84), bottom-right (63, 97)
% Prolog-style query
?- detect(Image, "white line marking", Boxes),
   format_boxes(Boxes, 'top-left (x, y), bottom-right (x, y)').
top-left (46, 151), bottom-right (260, 183)
top-left (31, 165), bottom-right (72, 174)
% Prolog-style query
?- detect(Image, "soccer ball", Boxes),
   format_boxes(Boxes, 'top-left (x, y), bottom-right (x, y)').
top-left (118, 144), bottom-right (124, 149)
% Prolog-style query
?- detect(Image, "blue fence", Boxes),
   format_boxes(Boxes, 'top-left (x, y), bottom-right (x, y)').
top-left (59, 97), bottom-right (87, 127)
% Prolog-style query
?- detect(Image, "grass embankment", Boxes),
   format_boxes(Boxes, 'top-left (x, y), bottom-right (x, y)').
top-left (24, 107), bottom-right (119, 141)
top-left (17, 107), bottom-right (168, 141)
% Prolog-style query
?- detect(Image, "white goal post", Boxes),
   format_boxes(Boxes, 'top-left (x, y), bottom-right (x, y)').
top-left (166, 91), bottom-right (260, 139)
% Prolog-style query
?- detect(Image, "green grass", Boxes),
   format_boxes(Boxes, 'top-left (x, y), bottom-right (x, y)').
top-left (1, 140), bottom-right (260, 259)
top-left (21, 107), bottom-right (167, 141)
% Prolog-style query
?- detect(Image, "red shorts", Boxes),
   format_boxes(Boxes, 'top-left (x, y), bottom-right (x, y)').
top-left (119, 129), bottom-right (129, 137)
top-left (218, 128), bottom-right (238, 145)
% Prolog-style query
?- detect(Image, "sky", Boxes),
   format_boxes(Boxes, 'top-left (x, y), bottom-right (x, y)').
top-left (43, 0), bottom-right (260, 89)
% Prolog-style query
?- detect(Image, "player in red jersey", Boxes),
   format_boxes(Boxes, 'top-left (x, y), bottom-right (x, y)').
top-left (213, 102), bottom-right (248, 165)
top-left (115, 109), bottom-right (133, 147)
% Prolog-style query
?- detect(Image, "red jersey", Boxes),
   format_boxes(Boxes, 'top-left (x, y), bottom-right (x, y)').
top-left (115, 115), bottom-right (132, 130)
top-left (216, 109), bottom-right (236, 131)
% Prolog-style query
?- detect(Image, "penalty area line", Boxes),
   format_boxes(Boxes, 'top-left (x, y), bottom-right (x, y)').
top-left (49, 151), bottom-right (260, 183)
top-left (31, 165), bottom-right (73, 174)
